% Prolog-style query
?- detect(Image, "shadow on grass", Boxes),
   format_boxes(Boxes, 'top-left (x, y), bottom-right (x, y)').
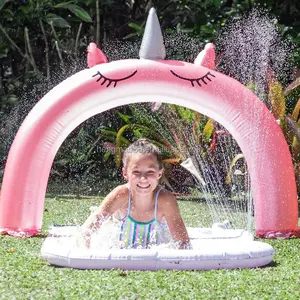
top-left (46, 193), bottom-right (95, 200)
top-left (31, 233), bottom-right (49, 239)
top-left (261, 260), bottom-right (278, 268)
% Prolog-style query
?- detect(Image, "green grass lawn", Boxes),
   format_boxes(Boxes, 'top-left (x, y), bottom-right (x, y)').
top-left (0, 196), bottom-right (300, 299)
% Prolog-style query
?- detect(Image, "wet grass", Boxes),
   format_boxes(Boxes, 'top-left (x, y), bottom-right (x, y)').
top-left (0, 196), bottom-right (300, 299)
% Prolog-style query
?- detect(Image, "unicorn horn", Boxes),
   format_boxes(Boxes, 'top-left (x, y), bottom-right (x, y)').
top-left (139, 8), bottom-right (166, 60)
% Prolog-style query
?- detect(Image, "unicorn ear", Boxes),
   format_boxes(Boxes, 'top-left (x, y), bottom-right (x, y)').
top-left (194, 43), bottom-right (216, 70)
top-left (87, 42), bottom-right (108, 68)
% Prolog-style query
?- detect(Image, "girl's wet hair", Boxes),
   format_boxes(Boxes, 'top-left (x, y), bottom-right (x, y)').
top-left (122, 139), bottom-right (163, 169)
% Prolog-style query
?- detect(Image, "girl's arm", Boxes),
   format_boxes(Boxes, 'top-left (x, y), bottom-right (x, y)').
top-left (161, 191), bottom-right (190, 249)
top-left (78, 185), bottom-right (128, 247)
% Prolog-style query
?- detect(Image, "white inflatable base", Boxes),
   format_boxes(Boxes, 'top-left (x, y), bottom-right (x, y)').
top-left (40, 226), bottom-right (274, 270)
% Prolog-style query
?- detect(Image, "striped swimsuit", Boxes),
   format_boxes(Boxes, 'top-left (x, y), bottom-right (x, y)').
top-left (119, 187), bottom-right (171, 249)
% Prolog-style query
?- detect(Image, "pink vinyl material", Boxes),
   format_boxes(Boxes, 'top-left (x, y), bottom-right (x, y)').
top-left (0, 58), bottom-right (299, 237)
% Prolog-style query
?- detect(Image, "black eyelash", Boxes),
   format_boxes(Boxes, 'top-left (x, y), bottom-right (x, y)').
top-left (92, 70), bottom-right (138, 87)
top-left (170, 70), bottom-right (216, 87)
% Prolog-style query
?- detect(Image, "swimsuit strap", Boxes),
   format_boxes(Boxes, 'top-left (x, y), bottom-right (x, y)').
top-left (126, 184), bottom-right (131, 217)
top-left (154, 187), bottom-right (163, 220)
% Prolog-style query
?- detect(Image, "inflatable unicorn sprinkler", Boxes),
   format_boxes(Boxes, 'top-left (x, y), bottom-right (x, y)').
top-left (0, 7), bottom-right (300, 271)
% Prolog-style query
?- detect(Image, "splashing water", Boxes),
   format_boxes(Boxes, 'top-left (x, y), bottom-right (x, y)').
top-left (131, 102), bottom-right (251, 231)
top-left (75, 214), bottom-right (177, 251)
top-left (86, 218), bottom-right (122, 250)
top-left (216, 9), bottom-right (293, 101)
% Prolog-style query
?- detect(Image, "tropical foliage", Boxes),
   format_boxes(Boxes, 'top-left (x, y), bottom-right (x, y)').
top-left (225, 75), bottom-right (300, 193)
top-left (269, 77), bottom-right (300, 191)
top-left (1, 0), bottom-right (299, 112)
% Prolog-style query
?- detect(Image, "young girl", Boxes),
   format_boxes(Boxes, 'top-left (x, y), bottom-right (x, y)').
top-left (79, 139), bottom-right (190, 249)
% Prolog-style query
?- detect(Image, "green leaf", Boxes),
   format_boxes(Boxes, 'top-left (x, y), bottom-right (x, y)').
top-left (207, 0), bottom-right (222, 8)
top-left (225, 154), bottom-right (245, 184)
top-left (0, 0), bottom-right (10, 11)
top-left (100, 129), bottom-right (118, 137)
top-left (53, 1), bottom-right (74, 8)
top-left (284, 77), bottom-right (300, 96)
top-left (200, 25), bottom-right (213, 34)
top-left (67, 4), bottom-right (92, 22)
top-left (117, 112), bottom-right (133, 124)
top-left (7, 95), bottom-right (19, 104)
top-left (45, 13), bottom-right (70, 28)
top-left (54, 158), bottom-right (69, 166)
top-left (128, 22), bottom-right (143, 31)
top-left (269, 78), bottom-right (286, 120)
top-left (286, 116), bottom-right (300, 142)
top-left (246, 82), bottom-right (256, 92)
top-left (202, 119), bottom-right (214, 143)
top-left (0, 47), bottom-right (8, 58)
top-left (192, 111), bottom-right (202, 144)
top-left (115, 125), bottom-right (131, 166)
top-left (292, 99), bottom-right (300, 121)
top-left (103, 151), bottom-right (111, 162)
top-left (178, 27), bottom-right (194, 34)
top-left (123, 32), bottom-right (140, 40)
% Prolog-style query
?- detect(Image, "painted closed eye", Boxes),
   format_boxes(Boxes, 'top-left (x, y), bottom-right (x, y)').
top-left (170, 70), bottom-right (216, 87)
top-left (92, 70), bottom-right (137, 87)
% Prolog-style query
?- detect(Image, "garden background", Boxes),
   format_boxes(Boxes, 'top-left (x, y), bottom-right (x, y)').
top-left (1, 1), bottom-right (300, 299)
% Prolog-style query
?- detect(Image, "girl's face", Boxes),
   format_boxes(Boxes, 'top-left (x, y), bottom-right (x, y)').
top-left (122, 153), bottom-right (163, 196)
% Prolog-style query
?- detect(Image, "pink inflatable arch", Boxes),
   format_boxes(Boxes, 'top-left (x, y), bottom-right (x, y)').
top-left (0, 9), bottom-right (299, 238)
